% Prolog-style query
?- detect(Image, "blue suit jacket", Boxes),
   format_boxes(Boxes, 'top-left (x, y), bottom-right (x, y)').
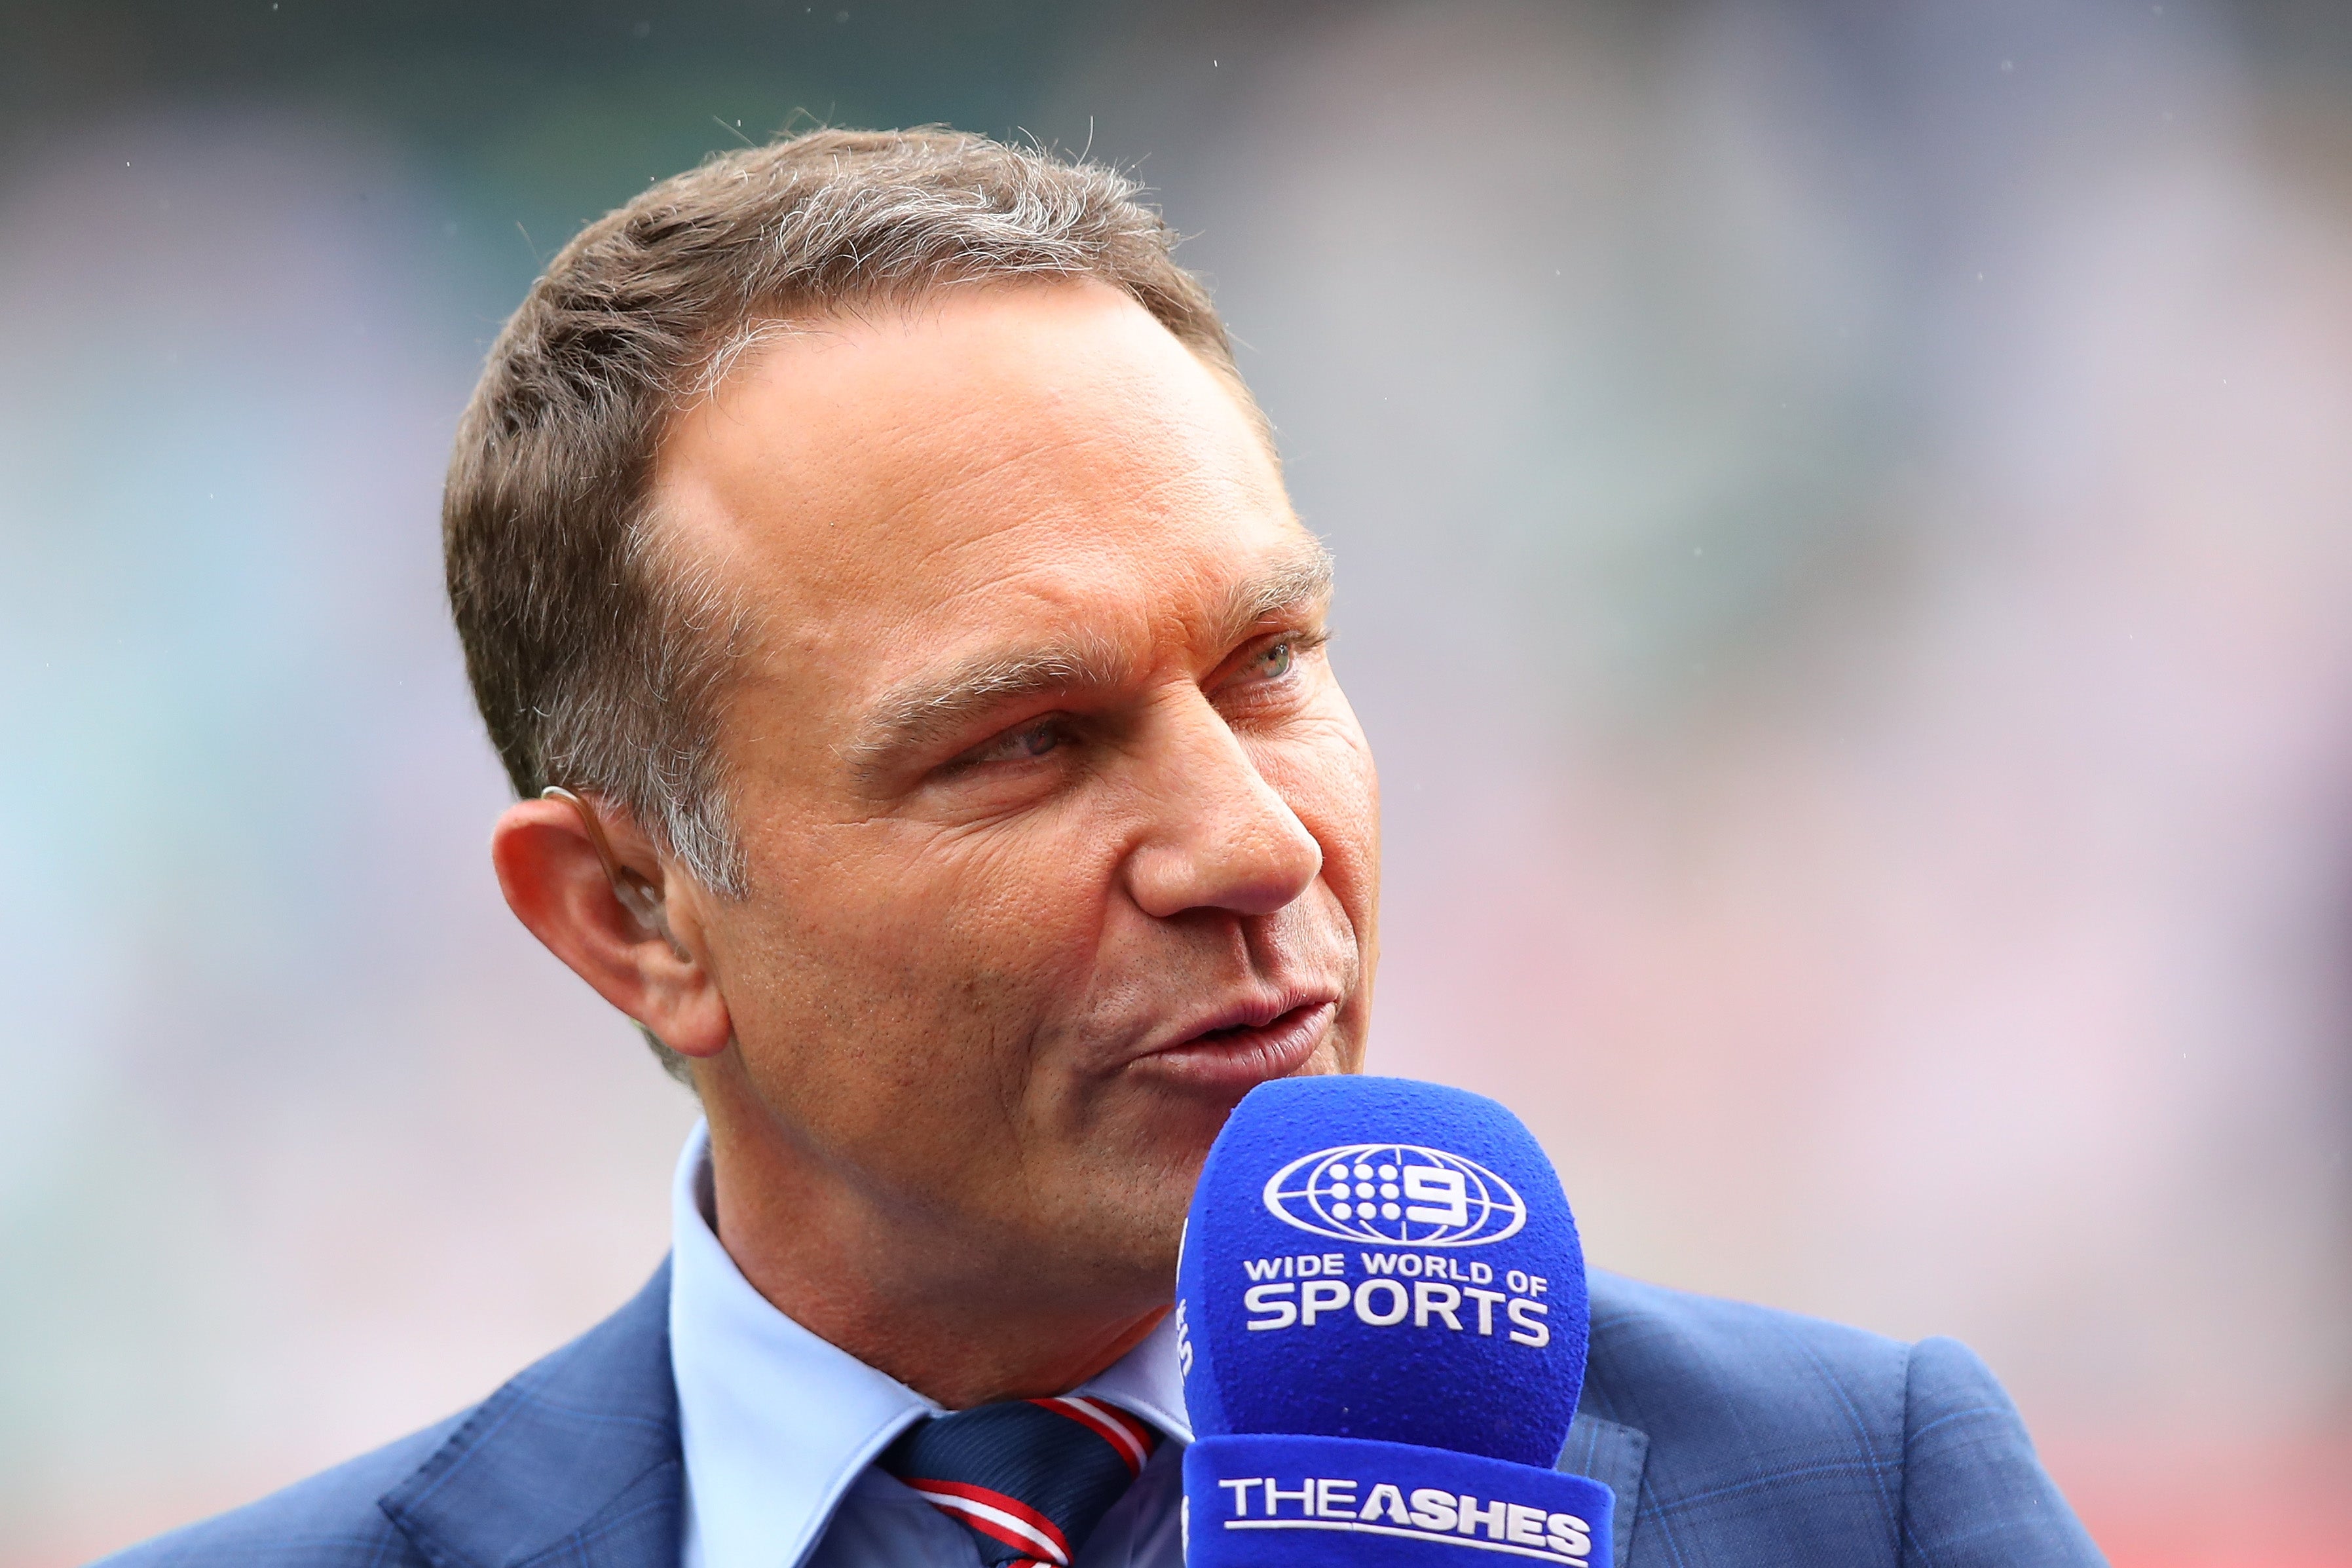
top-left (98, 1265), bottom-right (2105, 1567)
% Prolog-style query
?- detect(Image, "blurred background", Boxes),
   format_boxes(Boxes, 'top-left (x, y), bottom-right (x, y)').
top-left (4, 1), bottom-right (2349, 1563)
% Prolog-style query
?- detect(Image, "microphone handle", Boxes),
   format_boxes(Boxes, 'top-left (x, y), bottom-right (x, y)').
top-left (1185, 1434), bottom-right (1615, 1568)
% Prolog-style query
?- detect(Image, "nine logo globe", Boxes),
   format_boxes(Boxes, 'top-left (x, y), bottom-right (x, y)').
top-left (1260, 1144), bottom-right (1527, 1246)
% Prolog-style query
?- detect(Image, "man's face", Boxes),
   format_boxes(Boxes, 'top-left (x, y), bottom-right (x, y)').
top-left (654, 279), bottom-right (1377, 1300)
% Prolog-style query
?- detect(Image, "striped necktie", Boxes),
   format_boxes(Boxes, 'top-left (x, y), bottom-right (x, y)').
top-left (879, 1396), bottom-right (1162, 1568)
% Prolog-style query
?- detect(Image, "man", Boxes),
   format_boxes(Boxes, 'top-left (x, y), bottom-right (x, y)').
top-left (106, 128), bottom-right (2103, 1567)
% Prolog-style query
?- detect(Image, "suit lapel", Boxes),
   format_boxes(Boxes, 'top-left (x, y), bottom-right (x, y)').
top-left (1558, 1408), bottom-right (1650, 1568)
top-left (380, 1261), bottom-right (683, 1568)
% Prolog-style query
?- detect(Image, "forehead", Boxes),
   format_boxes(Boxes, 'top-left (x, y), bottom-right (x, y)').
top-left (652, 280), bottom-right (1306, 694)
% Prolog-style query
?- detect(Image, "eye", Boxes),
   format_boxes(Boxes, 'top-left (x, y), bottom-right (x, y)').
top-left (956, 715), bottom-right (1064, 768)
top-left (1248, 640), bottom-right (1296, 681)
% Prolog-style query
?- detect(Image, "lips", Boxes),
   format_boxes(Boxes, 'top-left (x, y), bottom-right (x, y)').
top-left (1134, 995), bottom-right (1339, 1092)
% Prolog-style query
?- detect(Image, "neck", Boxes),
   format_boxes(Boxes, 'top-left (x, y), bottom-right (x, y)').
top-left (698, 1066), bottom-right (1170, 1409)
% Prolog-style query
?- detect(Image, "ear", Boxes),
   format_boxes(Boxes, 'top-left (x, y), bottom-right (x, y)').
top-left (490, 796), bottom-right (735, 1058)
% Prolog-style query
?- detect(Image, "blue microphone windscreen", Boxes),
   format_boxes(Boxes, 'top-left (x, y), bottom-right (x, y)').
top-left (1175, 1075), bottom-right (1588, 1469)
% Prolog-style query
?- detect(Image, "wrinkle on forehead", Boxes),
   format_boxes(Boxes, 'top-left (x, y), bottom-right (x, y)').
top-left (644, 282), bottom-right (1315, 794)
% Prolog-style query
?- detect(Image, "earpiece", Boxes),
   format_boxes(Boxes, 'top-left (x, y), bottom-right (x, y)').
top-left (540, 786), bottom-right (681, 946)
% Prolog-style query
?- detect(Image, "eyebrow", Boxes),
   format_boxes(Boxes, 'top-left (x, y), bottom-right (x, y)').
top-left (1203, 540), bottom-right (1335, 655)
top-left (845, 540), bottom-right (1335, 784)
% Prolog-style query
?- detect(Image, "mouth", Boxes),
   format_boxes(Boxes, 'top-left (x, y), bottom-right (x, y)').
top-left (1133, 994), bottom-right (1340, 1093)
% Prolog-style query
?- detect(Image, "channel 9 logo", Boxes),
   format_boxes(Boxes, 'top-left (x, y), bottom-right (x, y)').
top-left (1261, 1144), bottom-right (1526, 1247)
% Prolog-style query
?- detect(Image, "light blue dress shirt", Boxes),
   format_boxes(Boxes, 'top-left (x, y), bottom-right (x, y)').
top-left (667, 1121), bottom-right (1193, 1568)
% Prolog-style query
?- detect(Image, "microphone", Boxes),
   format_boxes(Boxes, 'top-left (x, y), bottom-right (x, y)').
top-left (1175, 1075), bottom-right (1615, 1567)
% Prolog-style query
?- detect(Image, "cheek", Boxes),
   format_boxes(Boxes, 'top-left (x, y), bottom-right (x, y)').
top-left (874, 812), bottom-right (1127, 967)
top-left (720, 809), bottom-right (1126, 1082)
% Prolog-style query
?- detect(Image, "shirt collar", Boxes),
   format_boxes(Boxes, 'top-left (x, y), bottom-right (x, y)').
top-left (666, 1120), bottom-right (1191, 1568)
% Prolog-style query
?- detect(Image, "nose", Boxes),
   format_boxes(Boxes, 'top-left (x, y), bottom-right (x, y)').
top-left (1122, 692), bottom-right (1324, 920)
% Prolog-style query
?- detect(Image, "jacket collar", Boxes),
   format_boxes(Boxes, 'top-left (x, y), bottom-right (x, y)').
top-left (1565, 1271), bottom-right (1655, 1568)
top-left (379, 1261), bottom-right (682, 1568)
top-left (1559, 1407), bottom-right (1650, 1568)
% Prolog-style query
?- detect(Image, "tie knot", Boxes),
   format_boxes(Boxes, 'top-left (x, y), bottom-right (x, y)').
top-left (880, 1397), bottom-right (1162, 1567)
